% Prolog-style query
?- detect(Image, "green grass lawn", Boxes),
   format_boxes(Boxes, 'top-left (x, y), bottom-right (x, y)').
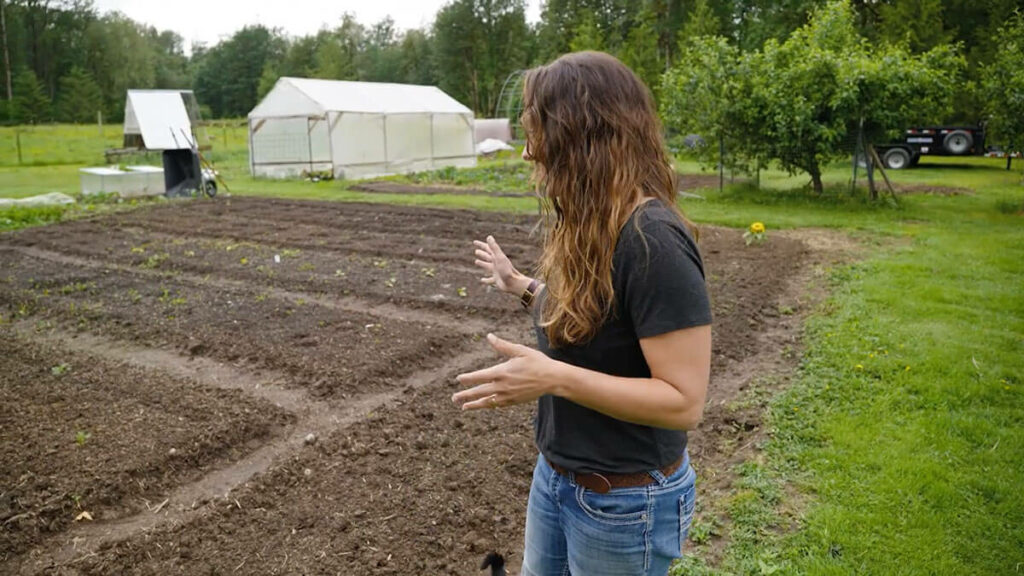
top-left (1, 125), bottom-right (1022, 574)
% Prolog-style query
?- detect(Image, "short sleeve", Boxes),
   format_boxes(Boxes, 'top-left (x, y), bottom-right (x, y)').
top-left (615, 213), bottom-right (712, 339)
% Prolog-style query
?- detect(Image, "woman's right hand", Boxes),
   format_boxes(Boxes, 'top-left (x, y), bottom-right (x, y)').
top-left (474, 235), bottom-right (532, 296)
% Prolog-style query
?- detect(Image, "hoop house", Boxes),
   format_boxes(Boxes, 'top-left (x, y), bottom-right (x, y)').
top-left (248, 78), bottom-right (477, 179)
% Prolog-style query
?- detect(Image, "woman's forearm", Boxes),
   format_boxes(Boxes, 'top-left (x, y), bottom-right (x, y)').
top-left (549, 361), bottom-right (705, 431)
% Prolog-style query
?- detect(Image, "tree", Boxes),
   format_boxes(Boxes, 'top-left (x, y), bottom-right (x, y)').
top-left (1, 0), bottom-right (12, 101)
top-left (662, 0), bottom-right (962, 195)
top-left (433, 0), bottom-right (530, 116)
top-left (11, 67), bottom-right (49, 123)
top-left (569, 13), bottom-right (604, 52)
top-left (661, 36), bottom-right (746, 172)
top-left (54, 65), bottom-right (101, 122)
top-left (877, 0), bottom-right (949, 53)
top-left (618, 6), bottom-right (660, 95)
top-left (677, 0), bottom-right (720, 44)
top-left (193, 25), bottom-right (284, 118)
top-left (981, 11), bottom-right (1024, 176)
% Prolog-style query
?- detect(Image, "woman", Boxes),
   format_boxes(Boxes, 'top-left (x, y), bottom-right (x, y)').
top-left (452, 51), bottom-right (712, 576)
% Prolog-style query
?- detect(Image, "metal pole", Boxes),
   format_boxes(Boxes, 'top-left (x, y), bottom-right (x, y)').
top-left (307, 118), bottom-right (314, 175)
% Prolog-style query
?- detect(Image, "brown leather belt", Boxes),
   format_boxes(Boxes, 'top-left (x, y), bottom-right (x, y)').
top-left (548, 455), bottom-right (685, 494)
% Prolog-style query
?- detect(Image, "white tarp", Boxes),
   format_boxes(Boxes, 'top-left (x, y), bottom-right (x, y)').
top-left (248, 78), bottom-right (476, 180)
top-left (124, 90), bottom-right (195, 150)
top-left (0, 192), bottom-right (76, 208)
top-left (476, 138), bottom-right (515, 155)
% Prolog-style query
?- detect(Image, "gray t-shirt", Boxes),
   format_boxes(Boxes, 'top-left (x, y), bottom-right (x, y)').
top-left (534, 199), bottom-right (712, 474)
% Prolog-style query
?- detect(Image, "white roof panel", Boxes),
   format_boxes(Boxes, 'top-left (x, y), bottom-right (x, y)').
top-left (249, 78), bottom-right (473, 118)
top-left (128, 91), bottom-right (195, 150)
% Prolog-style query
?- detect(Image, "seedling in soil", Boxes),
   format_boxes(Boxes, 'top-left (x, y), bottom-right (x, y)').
top-left (334, 269), bottom-right (346, 278)
top-left (280, 249), bottom-right (301, 258)
top-left (139, 253), bottom-right (168, 269)
top-left (127, 288), bottom-right (142, 303)
top-left (385, 277), bottom-right (397, 288)
top-left (373, 259), bottom-right (389, 269)
top-left (74, 431), bottom-right (91, 446)
top-left (184, 250), bottom-right (196, 257)
top-left (51, 362), bottom-right (71, 376)
top-left (298, 262), bottom-right (315, 272)
top-left (457, 287), bottom-right (468, 298)
top-left (60, 282), bottom-right (93, 294)
top-left (254, 292), bottom-right (268, 302)
top-left (239, 257), bottom-right (249, 265)
top-left (422, 267), bottom-right (436, 278)
top-left (130, 246), bottom-right (145, 254)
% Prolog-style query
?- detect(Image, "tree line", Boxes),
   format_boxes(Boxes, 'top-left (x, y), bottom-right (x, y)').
top-left (0, 0), bottom-right (1021, 131)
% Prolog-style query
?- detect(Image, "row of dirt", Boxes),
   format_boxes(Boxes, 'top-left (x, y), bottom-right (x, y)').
top-left (0, 248), bottom-right (474, 400)
top-left (0, 197), bottom-right (834, 574)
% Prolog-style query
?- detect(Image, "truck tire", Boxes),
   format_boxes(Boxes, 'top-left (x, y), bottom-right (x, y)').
top-left (943, 130), bottom-right (973, 155)
top-left (883, 147), bottom-right (912, 170)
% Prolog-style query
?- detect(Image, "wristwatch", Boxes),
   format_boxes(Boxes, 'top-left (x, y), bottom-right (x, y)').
top-left (520, 278), bottom-right (540, 309)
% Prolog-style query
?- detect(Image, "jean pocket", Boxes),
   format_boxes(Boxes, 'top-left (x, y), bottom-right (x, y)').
top-left (575, 485), bottom-right (649, 526)
top-left (679, 484), bottom-right (696, 547)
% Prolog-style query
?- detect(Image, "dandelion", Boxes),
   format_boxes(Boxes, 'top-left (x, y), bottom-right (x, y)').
top-left (905, 366), bottom-right (911, 371)
top-left (855, 364), bottom-right (864, 371)
top-left (743, 222), bottom-right (767, 246)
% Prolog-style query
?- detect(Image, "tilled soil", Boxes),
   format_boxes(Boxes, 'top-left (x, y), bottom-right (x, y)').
top-left (0, 330), bottom-right (293, 560)
top-left (0, 249), bottom-right (473, 400)
top-left (0, 196), bottom-right (834, 575)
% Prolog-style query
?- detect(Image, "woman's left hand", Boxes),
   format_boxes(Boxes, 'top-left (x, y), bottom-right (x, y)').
top-left (452, 334), bottom-right (560, 410)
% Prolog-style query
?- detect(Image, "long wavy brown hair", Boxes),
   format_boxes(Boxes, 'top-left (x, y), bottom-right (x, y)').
top-left (521, 51), bottom-right (692, 347)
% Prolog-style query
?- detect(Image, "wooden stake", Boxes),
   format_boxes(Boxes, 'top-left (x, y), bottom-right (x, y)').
top-left (868, 144), bottom-right (900, 205)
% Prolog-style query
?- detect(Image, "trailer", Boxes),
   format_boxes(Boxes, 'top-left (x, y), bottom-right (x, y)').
top-left (873, 125), bottom-right (987, 170)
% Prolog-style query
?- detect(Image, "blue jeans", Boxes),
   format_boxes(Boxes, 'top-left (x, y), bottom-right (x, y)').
top-left (521, 452), bottom-right (697, 576)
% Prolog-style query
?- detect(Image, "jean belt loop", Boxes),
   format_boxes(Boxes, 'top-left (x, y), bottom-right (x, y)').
top-left (648, 469), bottom-right (667, 485)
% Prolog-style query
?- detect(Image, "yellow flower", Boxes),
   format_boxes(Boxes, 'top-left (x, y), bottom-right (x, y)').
top-left (750, 222), bottom-right (766, 235)
top-left (905, 366), bottom-right (911, 371)
top-left (855, 364), bottom-right (864, 371)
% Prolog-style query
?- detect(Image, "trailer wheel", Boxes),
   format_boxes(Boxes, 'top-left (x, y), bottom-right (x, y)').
top-left (943, 130), bottom-right (973, 155)
top-left (883, 148), bottom-right (912, 170)
top-left (202, 180), bottom-right (217, 198)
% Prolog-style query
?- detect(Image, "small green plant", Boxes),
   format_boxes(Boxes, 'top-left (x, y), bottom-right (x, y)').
top-left (139, 253), bottom-right (168, 269)
top-left (51, 362), bottom-right (71, 376)
top-left (298, 262), bottom-right (315, 272)
top-left (457, 286), bottom-right (468, 298)
top-left (384, 276), bottom-right (397, 288)
top-left (373, 259), bottom-right (388, 269)
top-left (281, 248), bottom-right (301, 258)
top-left (74, 431), bottom-right (90, 446)
top-left (334, 269), bottom-right (346, 278)
top-left (239, 257), bottom-right (249, 265)
top-left (130, 246), bottom-right (145, 254)
top-left (127, 288), bottom-right (142, 303)
top-left (422, 267), bottom-right (436, 278)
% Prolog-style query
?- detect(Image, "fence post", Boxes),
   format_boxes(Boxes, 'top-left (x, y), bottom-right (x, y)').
top-left (98, 110), bottom-right (103, 138)
top-left (718, 134), bottom-right (724, 193)
top-left (15, 128), bottom-right (21, 165)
